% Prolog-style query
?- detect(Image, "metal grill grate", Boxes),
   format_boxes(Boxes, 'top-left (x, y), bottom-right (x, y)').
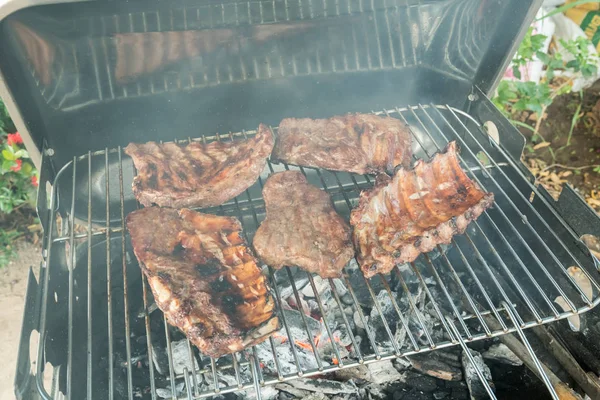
top-left (36, 104), bottom-right (600, 400)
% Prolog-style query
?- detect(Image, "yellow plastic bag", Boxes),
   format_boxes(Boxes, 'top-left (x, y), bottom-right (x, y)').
top-left (565, 0), bottom-right (600, 51)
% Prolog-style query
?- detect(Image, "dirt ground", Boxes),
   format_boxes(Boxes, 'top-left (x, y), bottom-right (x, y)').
top-left (0, 242), bottom-right (42, 400)
top-left (519, 82), bottom-right (600, 212)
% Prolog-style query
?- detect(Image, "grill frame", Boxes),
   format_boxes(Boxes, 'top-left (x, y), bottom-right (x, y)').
top-left (28, 102), bottom-right (600, 400)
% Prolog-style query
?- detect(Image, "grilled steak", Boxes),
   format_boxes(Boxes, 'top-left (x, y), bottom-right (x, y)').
top-left (124, 125), bottom-right (273, 208)
top-left (272, 114), bottom-right (413, 174)
top-left (127, 207), bottom-right (279, 358)
top-left (350, 141), bottom-right (494, 278)
top-left (253, 171), bottom-right (354, 278)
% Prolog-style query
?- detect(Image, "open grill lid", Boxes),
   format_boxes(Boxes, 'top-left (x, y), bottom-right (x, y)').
top-left (0, 0), bottom-right (542, 170)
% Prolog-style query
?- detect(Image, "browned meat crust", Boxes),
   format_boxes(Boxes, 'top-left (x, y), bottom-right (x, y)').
top-left (272, 114), bottom-right (413, 174)
top-left (253, 171), bottom-right (355, 278)
top-left (124, 125), bottom-right (274, 208)
top-left (127, 207), bottom-right (279, 358)
top-left (350, 141), bottom-right (494, 278)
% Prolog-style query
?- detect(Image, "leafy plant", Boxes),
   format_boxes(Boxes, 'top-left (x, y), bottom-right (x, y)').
top-left (0, 131), bottom-right (38, 214)
top-left (493, 28), bottom-right (598, 141)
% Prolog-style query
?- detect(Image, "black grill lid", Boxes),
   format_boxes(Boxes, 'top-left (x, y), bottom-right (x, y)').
top-left (0, 0), bottom-right (542, 170)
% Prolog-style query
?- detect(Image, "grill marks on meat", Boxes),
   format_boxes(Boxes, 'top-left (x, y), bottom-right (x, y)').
top-left (272, 114), bottom-right (413, 175)
top-left (253, 171), bottom-right (354, 278)
top-left (124, 125), bottom-right (273, 208)
top-left (127, 207), bottom-right (279, 358)
top-left (350, 141), bottom-right (494, 278)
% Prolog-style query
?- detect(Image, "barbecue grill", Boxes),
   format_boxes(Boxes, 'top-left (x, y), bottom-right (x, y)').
top-left (4, 0), bottom-right (600, 399)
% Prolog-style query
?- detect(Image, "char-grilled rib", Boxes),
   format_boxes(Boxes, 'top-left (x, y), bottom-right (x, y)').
top-left (124, 125), bottom-right (273, 208)
top-left (272, 114), bottom-right (413, 174)
top-left (350, 141), bottom-right (494, 278)
top-left (253, 171), bottom-right (355, 278)
top-left (127, 207), bottom-right (279, 358)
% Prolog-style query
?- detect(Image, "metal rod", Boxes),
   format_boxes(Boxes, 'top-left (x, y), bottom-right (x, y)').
top-left (305, 273), bottom-right (344, 366)
top-left (502, 302), bottom-right (560, 400)
top-left (249, 354), bottom-right (263, 400)
top-left (285, 267), bottom-right (323, 370)
top-left (445, 318), bottom-right (498, 400)
top-left (432, 247), bottom-right (493, 336)
top-left (186, 341), bottom-right (199, 395)
top-left (210, 357), bottom-right (220, 393)
top-left (361, 274), bottom-right (403, 356)
top-left (378, 276), bottom-right (421, 352)
top-left (87, 152), bottom-right (93, 400)
top-left (392, 266), bottom-right (436, 348)
top-left (141, 278), bottom-right (157, 400)
top-left (105, 150), bottom-right (115, 400)
top-left (407, 262), bottom-right (456, 342)
top-left (268, 267), bottom-right (305, 375)
top-left (327, 278), bottom-right (365, 363)
top-left (421, 253), bottom-right (474, 339)
top-left (342, 273), bottom-right (381, 359)
top-left (67, 157), bottom-right (76, 400)
top-left (183, 368), bottom-right (193, 400)
top-left (232, 354), bottom-right (244, 388)
top-left (118, 148), bottom-right (134, 400)
top-left (162, 321), bottom-right (176, 398)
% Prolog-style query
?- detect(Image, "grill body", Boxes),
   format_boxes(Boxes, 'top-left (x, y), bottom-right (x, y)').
top-left (3, 0), bottom-right (600, 399)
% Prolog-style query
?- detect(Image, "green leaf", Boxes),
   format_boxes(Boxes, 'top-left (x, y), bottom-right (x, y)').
top-left (21, 162), bottom-right (32, 175)
top-left (14, 149), bottom-right (29, 159)
top-left (566, 59), bottom-right (580, 70)
top-left (512, 65), bottom-right (521, 80)
top-left (2, 149), bottom-right (14, 160)
top-left (582, 64), bottom-right (598, 77)
top-left (1, 159), bottom-right (13, 173)
top-left (536, 51), bottom-right (550, 64)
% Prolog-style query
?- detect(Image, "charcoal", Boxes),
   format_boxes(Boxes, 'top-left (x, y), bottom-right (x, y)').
top-left (408, 351), bottom-right (463, 381)
top-left (404, 371), bottom-right (438, 392)
top-left (288, 378), bottom-right (357, 395)
top-left (156, 382), bottom-right (185, 399)
top-left (335, 360), bottom-right (402, 384)
top-left (275, 383), bottom-right (311, 398)
top-left (238, 386), bottom-right (278, 400)
top-left (171, 339), bottom-right (199, 375)
top-left (302, 275), bottom-right (330, 297)
top-left (462, 349), bottom-right (495, 399)
top-left (482, 343), bottom-right (523, 366)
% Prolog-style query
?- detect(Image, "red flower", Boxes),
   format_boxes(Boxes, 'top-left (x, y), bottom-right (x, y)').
top-left (10, 159), bottom-right (22, 172)
top-left (31, 175), bottom-right (38, 187)
top-left (7, 132), bottom-right (23, 146)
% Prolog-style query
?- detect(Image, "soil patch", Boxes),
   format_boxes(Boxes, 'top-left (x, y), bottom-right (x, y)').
top-left (518, 82), bottom-right (600, 213)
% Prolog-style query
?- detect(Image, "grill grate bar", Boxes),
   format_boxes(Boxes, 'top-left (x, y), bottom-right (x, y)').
top-left (35, 104), bottom-right (600, 400)
top-left (326, 275), bottom-right (365, 363)
top-left (105, 150), bottom-right (116, 400)
top-left (67, 156), bottom-right (77, 400)
top-left (118, 148), bottom-right (135, 400)
top-left (446, 317), bottom-right (498, 399)
top-left (305, 272), bottom-right (345, 365)
top-left (87, 152), bottom-right (94, 400)
top-left (341, 273), bottom-right (381, 358)
top-left (502, 302), bottom-right (559, 400)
